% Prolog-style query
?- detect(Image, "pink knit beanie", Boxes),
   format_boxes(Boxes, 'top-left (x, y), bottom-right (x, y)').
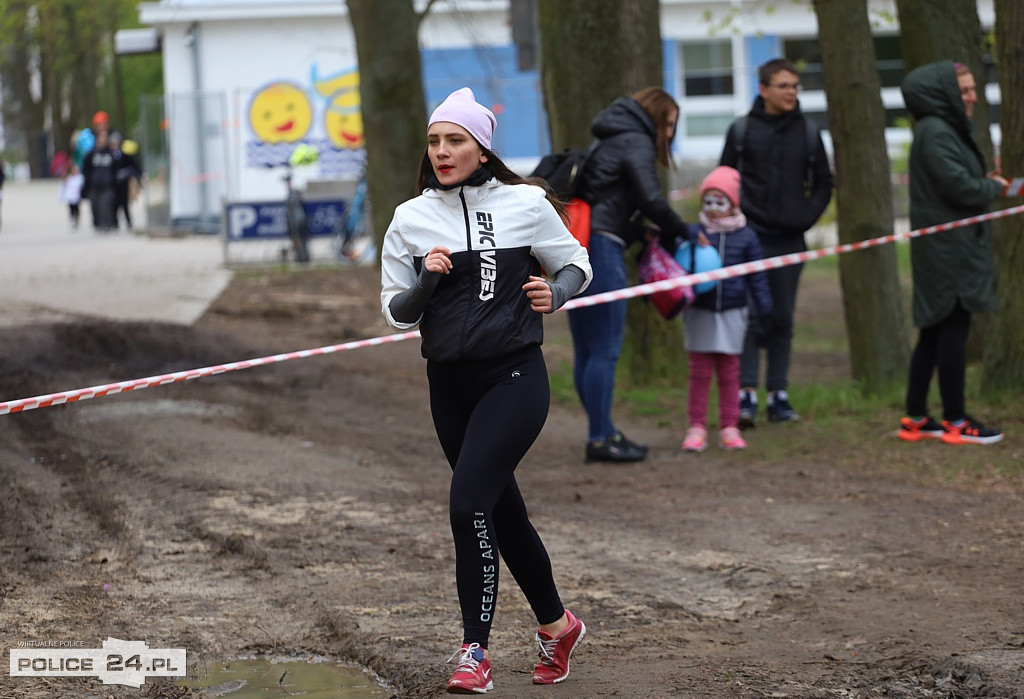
top-left (699, 165), bottom-right (742, 207)
top-left (428, 88), bottom-right (496, 150)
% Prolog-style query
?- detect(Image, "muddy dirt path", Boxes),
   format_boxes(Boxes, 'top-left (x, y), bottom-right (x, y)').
top-left (2, 266), bottom-right (1022, 698)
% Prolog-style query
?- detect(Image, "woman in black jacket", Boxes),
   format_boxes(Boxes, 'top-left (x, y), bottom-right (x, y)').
top-left (572, 87), bottom-right (692, 463)
top-left (81, 129), bottom-right (120, 232)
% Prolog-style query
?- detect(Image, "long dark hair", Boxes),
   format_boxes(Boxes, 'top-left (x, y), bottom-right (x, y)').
top-left (416, 148), bottom-right (567, 220)
top-left (631, 86), bottom-right (679, 168)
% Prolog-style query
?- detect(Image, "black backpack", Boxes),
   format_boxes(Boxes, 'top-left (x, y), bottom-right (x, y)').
top-left (529, 140), bottom-right (599, 203)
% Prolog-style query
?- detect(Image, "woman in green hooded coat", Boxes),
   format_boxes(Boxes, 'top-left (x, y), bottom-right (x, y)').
top-left (897, 60), bottom-right (1009, 446)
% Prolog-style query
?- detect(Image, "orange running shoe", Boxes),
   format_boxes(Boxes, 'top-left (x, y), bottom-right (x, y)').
top-left (897, 416), bottom-right (945, 442)
top-left (940, 417), bottom-right (1004, 445)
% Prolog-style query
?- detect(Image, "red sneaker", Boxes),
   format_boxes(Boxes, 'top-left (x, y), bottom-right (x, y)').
top-left (532, 609), bottom-right (586, 685)
top-left (446, 643), bottom-right (492, 694)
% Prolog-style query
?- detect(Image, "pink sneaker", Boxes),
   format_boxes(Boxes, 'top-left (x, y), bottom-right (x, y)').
top-left (682, 425), bottom-right (707, 452)
top-left (719, 427), bottom-right (747, 450)
top-left (532, 609), bottom-right (586, 685)
top-left (446, 643), bottom-right (493, 693)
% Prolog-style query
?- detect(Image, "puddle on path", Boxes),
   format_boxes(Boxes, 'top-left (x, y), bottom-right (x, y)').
top-left (179, 655), bottom-right (390, 698)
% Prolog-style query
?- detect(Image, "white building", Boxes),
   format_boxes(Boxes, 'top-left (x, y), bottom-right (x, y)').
top-left (134, 0), bottom-right (998, 232)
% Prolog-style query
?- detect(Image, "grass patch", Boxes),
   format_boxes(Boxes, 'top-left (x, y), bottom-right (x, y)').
top-left (549, 358), bottom-right (1023, 487)
top-left (545, 249), bottom-right (1024, 489)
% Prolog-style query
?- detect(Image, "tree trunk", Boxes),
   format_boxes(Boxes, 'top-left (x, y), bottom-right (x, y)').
top-left (981, 0), bottom-right (1024, 393)
top-left (814, 0), bottom-right (909, 393)
top-left (0, 0), bottom-right (128, 174)
top-left (538, 0), bottom-right (682, 387)
top-left (538, 0), bottom-right (660, 151)
top-left (64, 1), bottom-right (100, 133)
top-left (345, 0), bottom-right (428, 257)
top-left (0, 6), bottom-right (48, 178)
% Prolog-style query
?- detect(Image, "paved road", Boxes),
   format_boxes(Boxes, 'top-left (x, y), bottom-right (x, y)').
top-left (0, 179), bottom-right (232, 327)
top-left (0, 178), bottom-right (873, 332)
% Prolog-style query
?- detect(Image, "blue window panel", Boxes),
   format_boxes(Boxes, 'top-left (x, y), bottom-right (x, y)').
top-left (744, 35), bottom-right (781, 99)
top-left (422, 45), bottom-right (543, 159)
top-left (663, 38), bottom-right (677, 93)
top-left (420, 38), bottom-right (680, 160)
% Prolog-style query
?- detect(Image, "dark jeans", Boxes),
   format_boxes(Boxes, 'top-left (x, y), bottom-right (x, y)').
top-left (567, 232), bottom-right (627, 442)
top-left (428, 346), bottom-right (564, 647)
top-left (740, 234), bottom-right (805, 392)
top-left (906, 301), bottom-right (970, 422)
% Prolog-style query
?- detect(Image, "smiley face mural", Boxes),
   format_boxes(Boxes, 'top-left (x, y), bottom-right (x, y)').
top-left (248, 81), bottom-right (314, 143)
top-left (312, 65), bottom-right (365, 150)
top-left (324, 90), bottom-right (365, 149)
top-left (246, 67), bottom-right (366, 177)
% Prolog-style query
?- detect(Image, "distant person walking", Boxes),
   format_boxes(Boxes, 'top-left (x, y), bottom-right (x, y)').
top-left (897, 60), bottom-right (1008, 446)
top-left (720, 58), bottom-right (833, 428)
top-left (81, 129), bottom-right (119, 232)
top-left (109, 132), bottom-right (141, 232)
top-left (58, 163), bottom-right (86, 230)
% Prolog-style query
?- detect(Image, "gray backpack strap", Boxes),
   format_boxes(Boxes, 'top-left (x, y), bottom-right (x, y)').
top-left (803, 117), bottom-right (819, 189)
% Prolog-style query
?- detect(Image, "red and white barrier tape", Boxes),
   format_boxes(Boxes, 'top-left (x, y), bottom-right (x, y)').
top-left (0, 331), bottom-right (421, 415)
top-left (2, 204), bottom-right (1023, 416)
top-left (564, 203), bottom-right (1024, 310)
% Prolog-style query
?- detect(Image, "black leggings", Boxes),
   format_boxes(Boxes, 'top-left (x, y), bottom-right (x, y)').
top-left (906, 301), bottom-right (970, 421)
top-left (427, 346), bottom-right (564, 647)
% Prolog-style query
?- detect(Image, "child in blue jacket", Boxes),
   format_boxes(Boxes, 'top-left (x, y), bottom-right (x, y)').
top-left (682, 166), bottom-right (772, 451)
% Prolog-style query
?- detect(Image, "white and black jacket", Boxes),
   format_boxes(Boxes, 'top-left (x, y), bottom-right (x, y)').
top-left (381, 179), bottom-right (592, 363)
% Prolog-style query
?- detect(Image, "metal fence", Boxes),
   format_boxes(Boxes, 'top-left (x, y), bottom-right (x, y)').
top-left (139, 91), bottom-right (228, 235)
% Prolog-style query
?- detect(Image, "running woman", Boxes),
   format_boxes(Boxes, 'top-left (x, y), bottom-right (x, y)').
top-left (380, 87), bottom-right (591, 694)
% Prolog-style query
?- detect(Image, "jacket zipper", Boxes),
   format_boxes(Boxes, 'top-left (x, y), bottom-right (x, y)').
top-left (459, 187), bottom-right (472, 250)
top-left (715, 233), bottom-right (727, 311)
top-left (457, 186), bottom-right (473, 359)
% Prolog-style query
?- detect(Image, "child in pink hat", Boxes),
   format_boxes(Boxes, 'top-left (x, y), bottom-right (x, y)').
top-left (681, 166), bottom-right (773, 452)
